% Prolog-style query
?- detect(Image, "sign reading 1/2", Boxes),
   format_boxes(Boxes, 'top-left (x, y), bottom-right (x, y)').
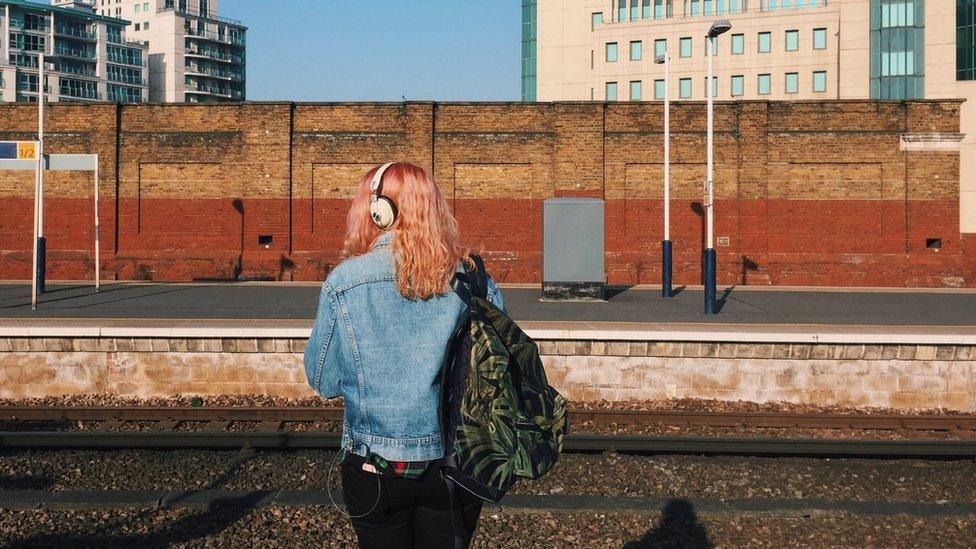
top-left (0, 141), bottom-right (38, 160)
top-left (17, 142), bottom-right (36, 160)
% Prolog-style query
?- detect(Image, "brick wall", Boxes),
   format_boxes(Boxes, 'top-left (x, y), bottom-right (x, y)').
top-left (0, 100), bottom-right (971, 287)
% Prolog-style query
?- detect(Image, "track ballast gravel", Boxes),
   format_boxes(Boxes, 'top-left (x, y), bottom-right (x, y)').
top-left (0, 507), bottom-right (974, 548)
top-left (2, 449), bottom-right (974, 503)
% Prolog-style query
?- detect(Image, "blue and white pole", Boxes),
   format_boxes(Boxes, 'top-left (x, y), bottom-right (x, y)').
top-left (704, 21), bottom-right (731, 314)
top-left (655, 52), bottom-right (672, 298)
top-left (36, 52), bottom-right (46, 295)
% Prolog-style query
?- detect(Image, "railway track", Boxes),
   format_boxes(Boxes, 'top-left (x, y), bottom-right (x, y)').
top-left (3, 405), bottom-right (976, 432)
top-left (1, 406), bottom-right (975, 457)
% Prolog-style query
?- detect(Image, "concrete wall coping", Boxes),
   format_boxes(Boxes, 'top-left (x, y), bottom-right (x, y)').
top-left (0, 319), bottom-right (973, 345)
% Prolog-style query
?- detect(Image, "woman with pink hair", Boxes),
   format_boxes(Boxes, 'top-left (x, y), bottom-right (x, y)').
top-left (304, 162), bottom-right (505, 548)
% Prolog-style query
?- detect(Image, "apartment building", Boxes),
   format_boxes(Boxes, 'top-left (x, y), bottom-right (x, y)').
top-left (523, 0), bottom-right (976, 232)
top-left (98, 0), bottom-right (245, 102)
top-left (0, 0), bottom-right (147, 103)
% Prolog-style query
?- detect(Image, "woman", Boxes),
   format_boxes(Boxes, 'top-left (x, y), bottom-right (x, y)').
top-left (304, 162), bottom-right (505, 548)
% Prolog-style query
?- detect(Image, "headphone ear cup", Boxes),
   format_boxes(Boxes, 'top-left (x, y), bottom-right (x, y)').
top-left (370, 197), bottom-right (397, 229)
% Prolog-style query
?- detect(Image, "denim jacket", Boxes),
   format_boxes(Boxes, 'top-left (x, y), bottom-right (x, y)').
top-left (303, 232), bottom-right (505, 462)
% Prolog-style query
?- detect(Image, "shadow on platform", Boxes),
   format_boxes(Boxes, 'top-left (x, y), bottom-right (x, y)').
top-left (624, 499), bottom-right (714, 549)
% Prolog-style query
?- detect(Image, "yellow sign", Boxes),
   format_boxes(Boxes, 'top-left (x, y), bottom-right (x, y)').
top-left (17, 142), bottom-right (36, 160)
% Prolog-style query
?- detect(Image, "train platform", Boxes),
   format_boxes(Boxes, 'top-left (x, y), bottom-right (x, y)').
top-left (0, 281), bottom-right (974, 344)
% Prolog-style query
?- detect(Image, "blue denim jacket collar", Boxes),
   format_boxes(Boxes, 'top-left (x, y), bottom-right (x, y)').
top-left (371, 231), bottom-right (393, 250)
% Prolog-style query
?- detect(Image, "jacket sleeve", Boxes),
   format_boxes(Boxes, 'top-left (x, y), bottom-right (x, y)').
top-left (303, 283), bottom-right (342, 398)
top-left (486, 276), bottom-right (507, 314)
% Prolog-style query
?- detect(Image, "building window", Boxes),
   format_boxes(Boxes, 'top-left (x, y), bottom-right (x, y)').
top-left (758, 31), bottom-right (771, 53)
top-left (680, 36), bottom-right (692, 57)
top-left (731, 33), bottom-right (744, 54)
top-left (813, 27), bottom-right (827, 50)
top-left (813, 70), bottom-right (827, 92)
top-left (607, 42), bottom-right (618, 62)
top-left (618, 0), bottom-right (628, 21)
top-left (731, 74), bottom-right (744, 96)
top-left (606, 81), bottom-right (618, 101)
top-left (880, 1), bottom-right (915, 28)
top-left (679, 77), bottom-right (692, 98)
top-left (642, 0), bottom-right (651, 19)
top-left (655, 38), bottom-right (667, 59)
top-left (630, 40), bottom-right (642, 61)
top-left (630, 80), bottom-right (642, 100)
top-left (592, 12), bottom-right (603, 30)
top-left (654, 0), bottom-right (668, 18)
top-left (785, 72), bottom-right (799, 93)
top-left (785, 29), bottom-right (799, 51)
top-left (758, 73), bottom-right (771, 95)
top-left (960, 0), bottom-right (976, 80)
top-left (144, 21), bottom-right (150, 30)
top-left (134, 3), bottom-right (141, 12)
top-left (654, 78), bottom-right (666, 99)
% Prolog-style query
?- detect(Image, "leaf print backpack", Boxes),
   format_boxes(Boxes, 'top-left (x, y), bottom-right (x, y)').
top-left (439, 255), bottom-right (569, 503)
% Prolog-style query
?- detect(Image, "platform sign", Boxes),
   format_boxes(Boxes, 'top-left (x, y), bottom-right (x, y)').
top-left (0, 141), bottom-right (37, 160)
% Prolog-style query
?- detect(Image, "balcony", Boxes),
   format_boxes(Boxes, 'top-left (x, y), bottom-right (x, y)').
top-left (107, 52), bottom-right (144, 67)
top-left (10, 19), bottom-right (49, 33)
top-left (108, 74), bottom-right (147, 86)
top-left (184, 47), bottom-right (243, 65)
top-left (184, 64), bottom-right (243, 82)
top-left (184, 81), bottom-right (243, 100)
top-left (59, 88), bottom-right (103, 101)
top-left (54, 25), bottom-right (97, 41)
top-left (58, 65), bottom-right (97, 78)
top-left (54, 46), bottom-right (96, 61)
top-left (158, 6), bottom-right (243, 27)
top-left (185, 27), bottom-right (245, 47)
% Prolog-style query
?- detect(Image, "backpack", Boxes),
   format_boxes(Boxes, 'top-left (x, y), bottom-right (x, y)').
top-left (439, 255), bottom-right (569, 503)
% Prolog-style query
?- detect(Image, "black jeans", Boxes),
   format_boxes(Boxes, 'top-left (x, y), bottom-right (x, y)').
top-left (341, 458), bottom-right (483, 549)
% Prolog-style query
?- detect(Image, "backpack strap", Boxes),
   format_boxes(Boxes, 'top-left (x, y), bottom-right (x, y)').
top-left (468, 254), bottom-right (489, 300)
top-left (452, 254), bottom-right (488, 304)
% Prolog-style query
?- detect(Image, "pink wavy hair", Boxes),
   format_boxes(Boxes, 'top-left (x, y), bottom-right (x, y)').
top-left (343, 162), bottom-right (470, 300)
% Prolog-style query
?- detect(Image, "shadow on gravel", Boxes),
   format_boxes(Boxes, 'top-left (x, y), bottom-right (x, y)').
top-left (0, 475), bottom-right (54, 490)
top-left (4, 451), bottom-right (261, 548)
top-left (623, 499), bottom-right (713, 549)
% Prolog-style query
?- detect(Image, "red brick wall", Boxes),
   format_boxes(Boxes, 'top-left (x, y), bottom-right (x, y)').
top-left (0, 100), bottom-right (971, 287)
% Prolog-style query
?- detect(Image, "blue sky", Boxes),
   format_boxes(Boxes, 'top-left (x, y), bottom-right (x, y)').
top-left (219, 1), bottom-right (521, 101)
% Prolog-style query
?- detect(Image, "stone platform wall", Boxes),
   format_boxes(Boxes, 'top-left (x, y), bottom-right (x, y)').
top-left (2, 337), bottom-right (973, 411)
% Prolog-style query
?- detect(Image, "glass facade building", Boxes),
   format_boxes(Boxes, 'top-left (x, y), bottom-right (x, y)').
top-left (961, 0), bottom-right (976, 80)
top-left (870, 0), bottom-right (925, 99)
top-left (521, 0), bottom-right (538, 101)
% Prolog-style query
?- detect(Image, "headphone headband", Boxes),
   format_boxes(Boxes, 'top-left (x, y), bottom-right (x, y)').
top-left (371, 162), bottom-right (396, 195)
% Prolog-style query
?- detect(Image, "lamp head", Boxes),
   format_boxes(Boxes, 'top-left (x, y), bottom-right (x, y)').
top-left (707, 19), bottom-right (732, 38)
top-left (654, 53), bottom-right (667, 64)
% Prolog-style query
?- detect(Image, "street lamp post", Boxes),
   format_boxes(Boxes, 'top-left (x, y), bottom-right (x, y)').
top-left (704, 20), bottom-right (731, 315)
top-left (655, 53), bottom-right (672, 298)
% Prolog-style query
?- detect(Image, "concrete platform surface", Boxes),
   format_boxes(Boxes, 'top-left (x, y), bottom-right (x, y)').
top-left (0, 283), bottom-right (974, 330)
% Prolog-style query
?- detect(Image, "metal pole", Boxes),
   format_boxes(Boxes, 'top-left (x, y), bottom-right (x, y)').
top-left (662, 54), bottom-right (673, 298)
top-left (704, 36), bottom-right (717, 314)
top-left (94, 160), bottom-right (100, 292)
top-left (30, 143), bottom-right (39, 310)
top-left (36, 52), bottom-right (46, 294)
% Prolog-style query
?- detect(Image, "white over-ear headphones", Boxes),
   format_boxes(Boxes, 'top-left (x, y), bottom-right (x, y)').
top-left (369, 162), bottom-right (397, 230)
